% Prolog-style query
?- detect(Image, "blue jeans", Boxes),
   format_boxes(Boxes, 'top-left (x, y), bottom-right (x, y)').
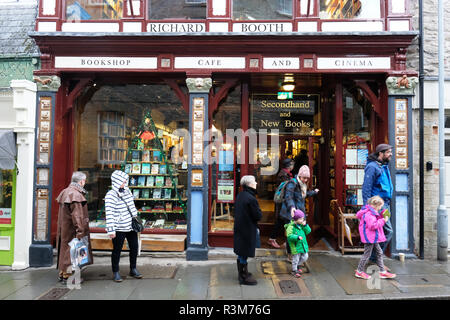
top-left (238, 256), bottom-right (248, 265)
top-left (370, 202), bottom-right (393, 262)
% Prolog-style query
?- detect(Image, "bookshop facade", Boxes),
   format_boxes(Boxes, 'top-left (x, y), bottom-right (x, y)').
top-left (30, 0), bottom-right (418, 263)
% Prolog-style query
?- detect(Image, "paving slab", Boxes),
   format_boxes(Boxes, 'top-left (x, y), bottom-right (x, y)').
top-left (301, 255), bottom-right (347, 297)
top-left (61, 278), bottom-right (139, 300)
top-left (208, 264), bottom-right (243, 300)
top-left (241, 277), bottom-right (278, 299)
top-left (0, 280), bottom-right (30, 299)
top-left (172, 266), bottom-right (210, 300)
top-left (4, 270), bottom-right (59, 300)
top-left (127, 278), bottom-right (180, 300)
top-left (316, 254), bottom-right (400, 295)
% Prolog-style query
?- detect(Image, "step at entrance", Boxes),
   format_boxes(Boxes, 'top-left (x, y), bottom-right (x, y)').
top-left (89, 233), bottom-right (186, 252)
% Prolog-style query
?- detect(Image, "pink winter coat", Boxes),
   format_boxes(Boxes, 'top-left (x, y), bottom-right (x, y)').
top-left (356, 205), bottom-right (386, 244)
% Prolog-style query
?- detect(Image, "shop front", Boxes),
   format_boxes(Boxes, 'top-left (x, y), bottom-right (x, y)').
top-left (30, 0), bottom-right (418, 263)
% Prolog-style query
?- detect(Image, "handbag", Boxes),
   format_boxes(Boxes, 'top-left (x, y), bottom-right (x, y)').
top-left (120, 197), bottom-right (144, 233)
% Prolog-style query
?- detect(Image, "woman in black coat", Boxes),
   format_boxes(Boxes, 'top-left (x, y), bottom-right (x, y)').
top-left (233, 175), bottom-right (262, 285)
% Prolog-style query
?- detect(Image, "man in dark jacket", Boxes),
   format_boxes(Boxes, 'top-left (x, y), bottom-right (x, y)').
top-left (268, 159), bottom-right (294, 249)
top-left (233, 175), bottom-right (262, 285)
top-left (362, 144), bottom-right (394, 263)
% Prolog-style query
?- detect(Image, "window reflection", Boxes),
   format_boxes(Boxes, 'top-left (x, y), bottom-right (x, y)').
top-left (148, 0), bottom-right (206, 20)
top-left (232, 0), bottom-right (293, 20)
top-left (319, 0), bottom-right (380, 20)
top-left (66, 0), bottom-right (124, 20)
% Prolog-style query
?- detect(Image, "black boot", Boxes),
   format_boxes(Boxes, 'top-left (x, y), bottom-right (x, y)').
top-left (113, 272), bottom-right (123, 282)
top-left (236, 259), bottom-right (253, 276)
top-left (238, 262), bottom-right (257, 285)
top-left (129, 268), bottom-right (143, 279)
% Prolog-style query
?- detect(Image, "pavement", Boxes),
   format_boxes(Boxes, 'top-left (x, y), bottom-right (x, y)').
top-left (0, 247), bottom-right (449, 301)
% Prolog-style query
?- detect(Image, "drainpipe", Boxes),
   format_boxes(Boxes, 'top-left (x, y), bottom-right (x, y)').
top-left (437, 0), bottom-right (448, 261)
top-left (419, 0), bottom-right (424, 259)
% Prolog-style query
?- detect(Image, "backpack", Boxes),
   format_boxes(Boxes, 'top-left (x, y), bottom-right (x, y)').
top-left (273, 178), bottom-right (296, 203)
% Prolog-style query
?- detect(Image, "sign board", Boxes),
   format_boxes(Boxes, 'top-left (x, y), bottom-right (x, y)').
top-left (317, 57), bottom-right (391, 70)
top-left (0, 208), bottom-right (12, 225)
top-left (174, 57), bottom-right (246, 69)
top-left (251, 94), bottom-right (319, 135)
top-left (55, 57), bottom-right (158, 69)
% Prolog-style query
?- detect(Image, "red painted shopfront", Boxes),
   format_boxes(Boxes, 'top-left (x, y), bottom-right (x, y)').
top-left (30, 0), bottom-right (417, 258)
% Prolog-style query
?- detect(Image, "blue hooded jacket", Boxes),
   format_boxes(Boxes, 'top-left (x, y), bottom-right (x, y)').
top-left (362, 154), bottom-right (393, 205)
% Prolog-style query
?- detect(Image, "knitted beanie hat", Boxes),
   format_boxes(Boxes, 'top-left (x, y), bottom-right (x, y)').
top-left (293, 209), bottom-right (305, 220)
top-left (298, 165), bottom-right (310, 178)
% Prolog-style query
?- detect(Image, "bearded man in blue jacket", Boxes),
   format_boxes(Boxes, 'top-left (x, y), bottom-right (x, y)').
top-left (362, 144), bottom-right (394, 264)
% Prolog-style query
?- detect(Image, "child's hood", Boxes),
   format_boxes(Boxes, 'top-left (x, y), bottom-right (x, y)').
top-left (356, 205), bottom-right (377, 220)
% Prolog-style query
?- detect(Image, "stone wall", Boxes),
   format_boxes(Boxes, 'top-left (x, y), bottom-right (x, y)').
top-left (412, 108), bottom-right (440, 259)
top-left (407, 0), bottom-right (450, 75)
top-left (408, 0), bottom-right (450, 259)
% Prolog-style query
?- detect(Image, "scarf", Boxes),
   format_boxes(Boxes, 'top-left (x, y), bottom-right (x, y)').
top-left (297, 177), bottom-right (307, 198)
top-left (70, 182), bottom-right (87, 195)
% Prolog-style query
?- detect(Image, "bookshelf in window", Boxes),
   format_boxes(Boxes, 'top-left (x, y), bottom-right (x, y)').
top-left (98, 111), bottom-right (129, 165)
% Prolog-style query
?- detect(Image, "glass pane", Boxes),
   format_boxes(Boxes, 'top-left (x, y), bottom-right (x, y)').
top-left (319, 0), bottom-right (380, 19)
top-left (66, 0), bottom-right (124, 20)
top-left (77, 83), bottom-right (188, 231)
top-left (232, 0), bottom-right (293, 20)
top-left (0, 170), bottom-right (14, 218)
top-left (343, 85), bottom-right (372, 211)
top-left (148, 0), bottom-right (206, 20)
top-left (445, 110), bottom-right (450, 128)
top-left (210, 85), bottom-right (241, 232)
top-left (445, 140), bottom-right (450, 157)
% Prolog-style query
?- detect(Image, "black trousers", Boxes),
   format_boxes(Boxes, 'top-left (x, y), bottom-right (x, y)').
top-left (111, 231), bottom-right (139, 273)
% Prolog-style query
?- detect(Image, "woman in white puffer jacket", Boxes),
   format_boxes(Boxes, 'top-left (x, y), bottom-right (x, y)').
top-left (105, 170), bottom-right (142, 282)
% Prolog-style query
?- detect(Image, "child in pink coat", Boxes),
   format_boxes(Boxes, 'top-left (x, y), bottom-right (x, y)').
top-left (355, 196), bottom-right (396, 280)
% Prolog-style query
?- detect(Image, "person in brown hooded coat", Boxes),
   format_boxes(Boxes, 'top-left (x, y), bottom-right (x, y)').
top-left (56, 171), bottom-right (93, 283)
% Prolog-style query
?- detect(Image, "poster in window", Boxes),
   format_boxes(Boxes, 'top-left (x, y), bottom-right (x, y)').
top-left (217, 145), bottom-right (235, 203)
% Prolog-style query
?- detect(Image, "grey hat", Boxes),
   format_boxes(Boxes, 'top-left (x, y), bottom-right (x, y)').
top-left (375, 144), bottom-right (393, 154)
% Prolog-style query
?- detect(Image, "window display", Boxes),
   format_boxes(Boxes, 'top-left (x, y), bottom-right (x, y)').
top-left (77, 84), bottom-right (188, 232)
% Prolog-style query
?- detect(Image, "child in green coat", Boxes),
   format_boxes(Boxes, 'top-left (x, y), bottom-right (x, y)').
top-left (285, 209), bottom-right (311, 278)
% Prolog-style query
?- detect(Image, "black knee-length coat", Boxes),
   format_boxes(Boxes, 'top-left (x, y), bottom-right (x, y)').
top-left (233, 186), bottom-right (263, 258)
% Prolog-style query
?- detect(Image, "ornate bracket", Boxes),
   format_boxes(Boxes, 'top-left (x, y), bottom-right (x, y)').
top-left (386, 75), bottom-right (419, 96)
top-left (33, 75), bottom-right (61, 92)
top-left (186, 77), bottom-right (213, 93)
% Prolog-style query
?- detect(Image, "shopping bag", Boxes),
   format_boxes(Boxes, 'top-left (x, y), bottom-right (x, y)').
top-left (69, 236), bottom-right (90, 269)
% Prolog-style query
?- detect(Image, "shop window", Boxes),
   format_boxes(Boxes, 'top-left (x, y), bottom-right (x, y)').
top-left (66, 0), bottom-right (124, 20)
top-left (342, 86), bottom-right (372, 212)
top-left (319, 0), bottom-right (381, 19)
top-left (210, 85), bottom-right (241, 232)
top-left (77, 83), bottom-right (189, 231)
top-left (148, 0), bottom-right (206, 20)
top-left (232, 0), bottom-right (293, 20)
top-left (0, 170), bottom-right (14, 225)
